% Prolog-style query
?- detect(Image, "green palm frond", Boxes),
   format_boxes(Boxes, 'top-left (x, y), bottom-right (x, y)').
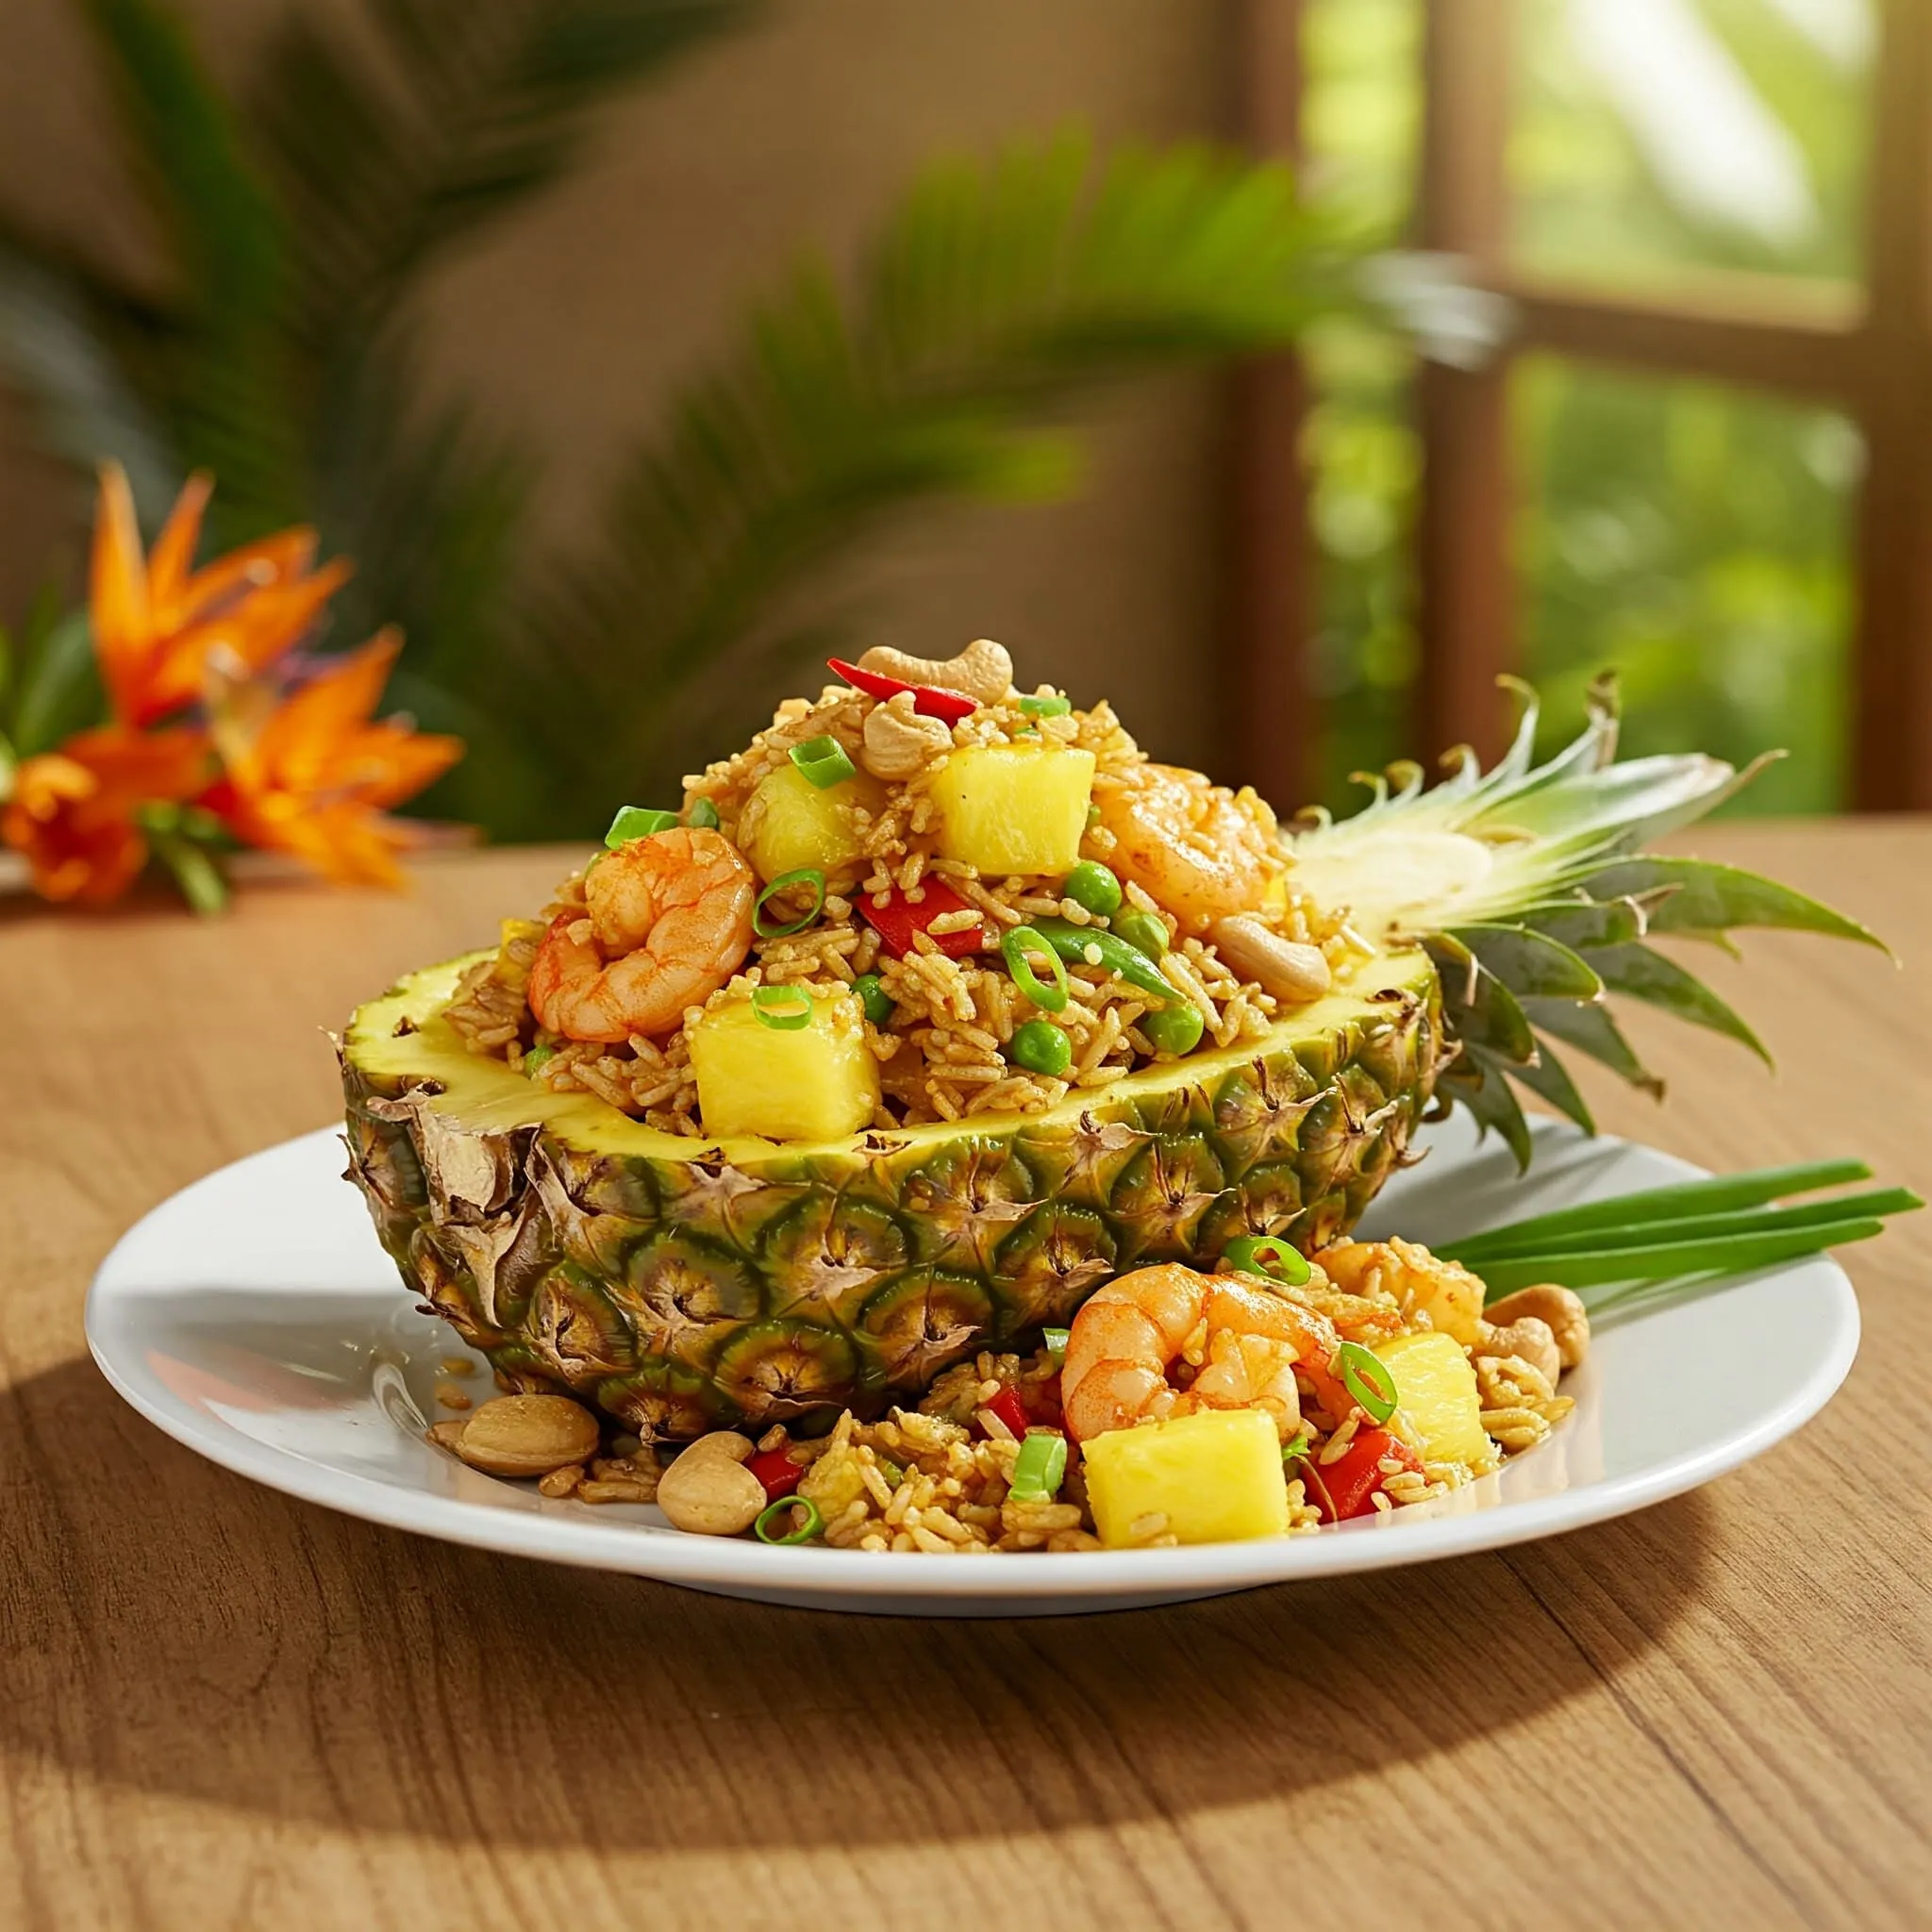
top-left (250, 0), bottom-right (759, 357)
top-left (529, 134), bottom-right (1356, 824)
top-left (0, 237), bottom-right (177, 520)
top-left (0, 7), bottom-right (1362, 845)
top-left (79, 0), bottom-right (304, 532)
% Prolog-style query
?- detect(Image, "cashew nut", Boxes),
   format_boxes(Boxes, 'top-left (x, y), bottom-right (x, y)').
top-left (1472, 1315), bottom-right (1562, 1389)
top-left (455, 1394), bottom-right (601, 1478)
top-left (1208, 916), bottom-right (1332, 1004)
top-left (857, 637), bottom-right (1013, 704)
top-left (861, 690), bottom-right (953, 779)
top-left (656, 1430), bottom-right (765, 1536)
top-left (1485, 1284), bottom-right (1591, 1370)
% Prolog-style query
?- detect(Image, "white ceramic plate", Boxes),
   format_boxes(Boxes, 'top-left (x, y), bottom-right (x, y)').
top-left (87, 1111), bottom-right (1858, 1616)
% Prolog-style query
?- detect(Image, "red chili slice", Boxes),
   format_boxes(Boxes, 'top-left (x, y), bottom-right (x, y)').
top-left (975, 1388), bottom-right (1032, 1442)
top-left (858, 879), bottom-right (988, 958)
top-left (1302, 1425), bottom-right (1423, 1523)
top-left (826, 657), bottom-right (978, 723)
top-left (745, 1449), bottom-right (803, 1504)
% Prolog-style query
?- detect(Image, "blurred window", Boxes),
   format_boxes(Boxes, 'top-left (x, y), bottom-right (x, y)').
top-left (1257, 0), bottom-right (1898, 815)
top-left (1513, 0), bottom-right (1874, 291)
top-left (1517, 357), bottom-right (1859, 810)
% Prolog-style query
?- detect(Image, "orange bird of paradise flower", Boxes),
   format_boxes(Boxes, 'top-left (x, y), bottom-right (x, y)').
top-left (4, 465), bottom-right (463, 907)
top-left (90, 461), bottom-right (351, 728)
top-left (2, 725), bottom-right (209, 904)
top-left (205, 629), bottom-right (463, 888)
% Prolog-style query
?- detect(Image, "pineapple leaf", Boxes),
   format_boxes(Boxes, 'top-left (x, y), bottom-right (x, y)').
top-left (1506, 1037), bottom-right (1596, 1137)
top-left (1581, 857), bottom-right (1886, 952)
top-left (1524, 996), bottom-right (1665, 1100)
top-left (1453, 1049), bottom-right (1536, 1173)
top-left (1585, 942), bottom-right (1773, 1067)
top-left (1447, 924), bottom-right (1603, 1001)
top-left (1425, 937), bottom-right (1538, 1065)
top-left (1516, 896), bottom-right (1648, 950)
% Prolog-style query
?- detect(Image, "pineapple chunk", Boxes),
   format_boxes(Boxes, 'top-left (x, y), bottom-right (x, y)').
top-left (1374, 1331), bottom-right (1488, 1469)
top-left (1081, 1408), bottom-right (1289, 1548)
top-left (739, 762), bottom-right (886, 888)
top-left (690, 988), bottom-right (880, 1142)
top-left (931, 743), bottom-right (1095, 875)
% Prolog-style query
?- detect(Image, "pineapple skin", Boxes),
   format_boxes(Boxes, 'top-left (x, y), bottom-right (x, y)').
top-left (340, 947), bottom-right (1442, 1443)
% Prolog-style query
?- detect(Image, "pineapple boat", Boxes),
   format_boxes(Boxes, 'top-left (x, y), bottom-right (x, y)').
top-left (341, 641), bottom-right (1873, 1454)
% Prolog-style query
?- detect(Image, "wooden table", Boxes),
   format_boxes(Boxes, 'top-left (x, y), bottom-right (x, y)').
top-left (4, 824), bottom-right (1929, 1930)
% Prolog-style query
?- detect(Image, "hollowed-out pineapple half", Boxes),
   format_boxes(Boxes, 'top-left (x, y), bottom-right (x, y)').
top-left (341, 945), bottom-right (1440, 1441)
top-left (339, 680), bottom-right (1876, 1441)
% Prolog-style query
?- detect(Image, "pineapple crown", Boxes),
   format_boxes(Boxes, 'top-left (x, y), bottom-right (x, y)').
top-left (1288, 676), bottom-right (1886, 1168)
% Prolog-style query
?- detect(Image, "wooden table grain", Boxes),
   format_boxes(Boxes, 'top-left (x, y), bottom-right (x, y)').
top-left (4, 823), bottom-right (1930, 1931)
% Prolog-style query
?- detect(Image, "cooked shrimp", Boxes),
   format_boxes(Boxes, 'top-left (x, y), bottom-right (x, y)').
top-left (1095, 762), bottom-right (1281, 936)
top-left (1317, 1238), bottom-right (1485, 1348)
top-left (1059, 1263), bottom-right (1345, 1443)
top-left (527, 827), bottom-right (755, 1042)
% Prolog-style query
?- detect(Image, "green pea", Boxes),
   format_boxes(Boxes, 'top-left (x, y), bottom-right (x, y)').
top-left (1141, 1002), bottom-right (1205, 1056)
top-left (853, 973), bottom-right (895, 1026)
top-left (1061, 860), bottom-right (1123, 919)
top-left (524, 1043), bottom-right (557, 1074)
top-left (1010, 1019), bottom-right (1073, 1077)
top-left (1112, 908), bottom-right (1169, 958)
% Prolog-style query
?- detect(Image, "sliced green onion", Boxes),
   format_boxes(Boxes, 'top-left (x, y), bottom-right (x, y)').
top-left (1003, 925), bottom-right (1070, 1012)
top-left (754, 1494), bottom-right (824, 1544)
top-left (1223, 1234), bottom-right (1312, 1288)
top-left (1280, 1427), bottom-right (1310, 1467)
top-left (1008, 1430), bottom-right (1068, 1502)
top-left (750, 984), bottom-right (814, 1031)
top-left (605, 805), bottom-right (680, 847)
top-left (852, 972), bottom-right (895, 1025)
top-left (1042, 1326), bottom-right (1071, 1366)
top-left (754, 867), bottom-right (826, 938)
top-left (1018, 693), bottom-right (1072, 718)
top-left (523, 1043), bottom-right (556, 1074)
top-left (789, 734), bottom-right (858, 790)
top-left (689, 797), bottom-right (722, 830)
top-left (1336, 1341), bottom-right (1398, 1425)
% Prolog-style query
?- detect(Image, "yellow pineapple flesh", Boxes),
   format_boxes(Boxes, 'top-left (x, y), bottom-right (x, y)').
top-left (931, 743), bottom-right (1094, 874)
top-left (690, 988), bottom-right (880, 1142)
top-left (1082, 1408), bottom-right (1289, 1547)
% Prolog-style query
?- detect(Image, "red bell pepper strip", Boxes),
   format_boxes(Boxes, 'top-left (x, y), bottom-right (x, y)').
top-left (1302, 1425), bottom-right (1423, 1523)
top-left (827, 657), bottom-right (979, 724)
top-left (976, 1388), bottom-right (1032, 1442)
top-left (745, 1449), bottom-right (803, 1504)
top-left (859, 879), bottom-right (988, 958)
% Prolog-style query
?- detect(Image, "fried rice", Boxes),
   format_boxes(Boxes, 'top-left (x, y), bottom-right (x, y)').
top-left (443, 676), bottom-right (1362, 1134)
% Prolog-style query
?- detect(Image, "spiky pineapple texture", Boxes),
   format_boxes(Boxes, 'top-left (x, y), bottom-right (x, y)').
top-left (1288, 677), bottom-right (1882, 1168)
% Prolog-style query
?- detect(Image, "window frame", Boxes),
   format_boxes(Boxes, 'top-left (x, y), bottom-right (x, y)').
top-left (1228, 0), bottom-right (1932, 809)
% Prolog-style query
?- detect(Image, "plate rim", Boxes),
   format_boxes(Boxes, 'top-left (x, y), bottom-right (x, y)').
top-left (85, 1124), bottom-right (1862, 1606)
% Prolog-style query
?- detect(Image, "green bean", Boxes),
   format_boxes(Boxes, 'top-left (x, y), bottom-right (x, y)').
top-left (1028, 918), bottom-right (1174, 1003)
